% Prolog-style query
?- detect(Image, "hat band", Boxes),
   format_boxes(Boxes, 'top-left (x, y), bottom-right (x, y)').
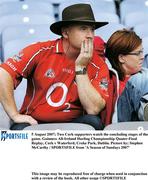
top-left (63, 16), bottom-right (95, 22)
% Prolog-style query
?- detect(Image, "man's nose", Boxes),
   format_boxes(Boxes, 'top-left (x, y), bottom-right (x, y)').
top-left (86, 29), bottom-right (94, 38)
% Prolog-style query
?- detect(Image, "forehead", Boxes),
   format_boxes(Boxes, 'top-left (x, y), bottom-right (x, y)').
top-left (132, 44), bottom-right (143, 51)
top-left (67, 23), bottom-right (95, 29)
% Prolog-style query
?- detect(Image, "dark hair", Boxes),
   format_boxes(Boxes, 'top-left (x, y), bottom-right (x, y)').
top-left (105, 29), bottom-right (142, 80)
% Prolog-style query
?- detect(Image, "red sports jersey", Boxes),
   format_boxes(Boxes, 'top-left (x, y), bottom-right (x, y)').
top-left (1, 38), bottom-right (109, 122)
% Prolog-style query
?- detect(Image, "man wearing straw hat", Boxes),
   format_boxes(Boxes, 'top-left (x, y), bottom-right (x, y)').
top-left (0, 4), bottom-right (109, 130)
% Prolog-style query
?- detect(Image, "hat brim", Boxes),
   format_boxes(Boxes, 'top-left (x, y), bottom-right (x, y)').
top-left (50, 20), bottom-right (108, 35)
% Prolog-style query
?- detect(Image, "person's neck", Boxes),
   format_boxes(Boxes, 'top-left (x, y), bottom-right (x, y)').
top-left (62, 38), bottom-right (79, 60)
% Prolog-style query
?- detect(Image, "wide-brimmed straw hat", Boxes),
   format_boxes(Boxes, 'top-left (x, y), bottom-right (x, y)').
top-left (50, 3), bottom-right (108, 35)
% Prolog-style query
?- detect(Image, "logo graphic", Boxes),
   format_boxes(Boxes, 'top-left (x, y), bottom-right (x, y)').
top-left (0, 131), bottom-right (28, 141)
top-left (99, 78), bottom-right (108, 90)
top-left (45, 68), bottom-right (55, 78)
top-left (12, 51), bottom-right (24, 62)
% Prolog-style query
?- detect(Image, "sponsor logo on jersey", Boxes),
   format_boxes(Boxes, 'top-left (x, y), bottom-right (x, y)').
top-left (99, 78), bottom-right (108, 90)
top-left (45, 68), bottom-right (55, 78)
top-left (62, 68), bottom-right (74, 74)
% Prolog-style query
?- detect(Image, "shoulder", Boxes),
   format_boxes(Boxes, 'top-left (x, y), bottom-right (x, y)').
top-left (94, 36), bottom-right (105, 51)
top-left (93, 36), bottom-right (106, 62)
top-left (22, 39), bottom-right (57, 55)
top-left (94, 36), bottom-right (105, 46)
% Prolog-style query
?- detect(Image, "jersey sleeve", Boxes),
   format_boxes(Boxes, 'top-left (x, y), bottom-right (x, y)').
top-left (89, 54), bottom-right (110, 103)
top-left (0, 42), bottom-right (41, 88)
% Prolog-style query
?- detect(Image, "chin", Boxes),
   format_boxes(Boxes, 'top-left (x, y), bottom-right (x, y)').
top-left (132, 69), bottom-right (141, 75)
top-left (136, 68), bottom-right (142, 73)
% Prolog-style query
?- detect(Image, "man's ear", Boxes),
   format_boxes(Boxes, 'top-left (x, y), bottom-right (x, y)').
top-left (61, 27), bottom-right (68, 38)
top-left (119, 54), bottom-right (125, 64)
